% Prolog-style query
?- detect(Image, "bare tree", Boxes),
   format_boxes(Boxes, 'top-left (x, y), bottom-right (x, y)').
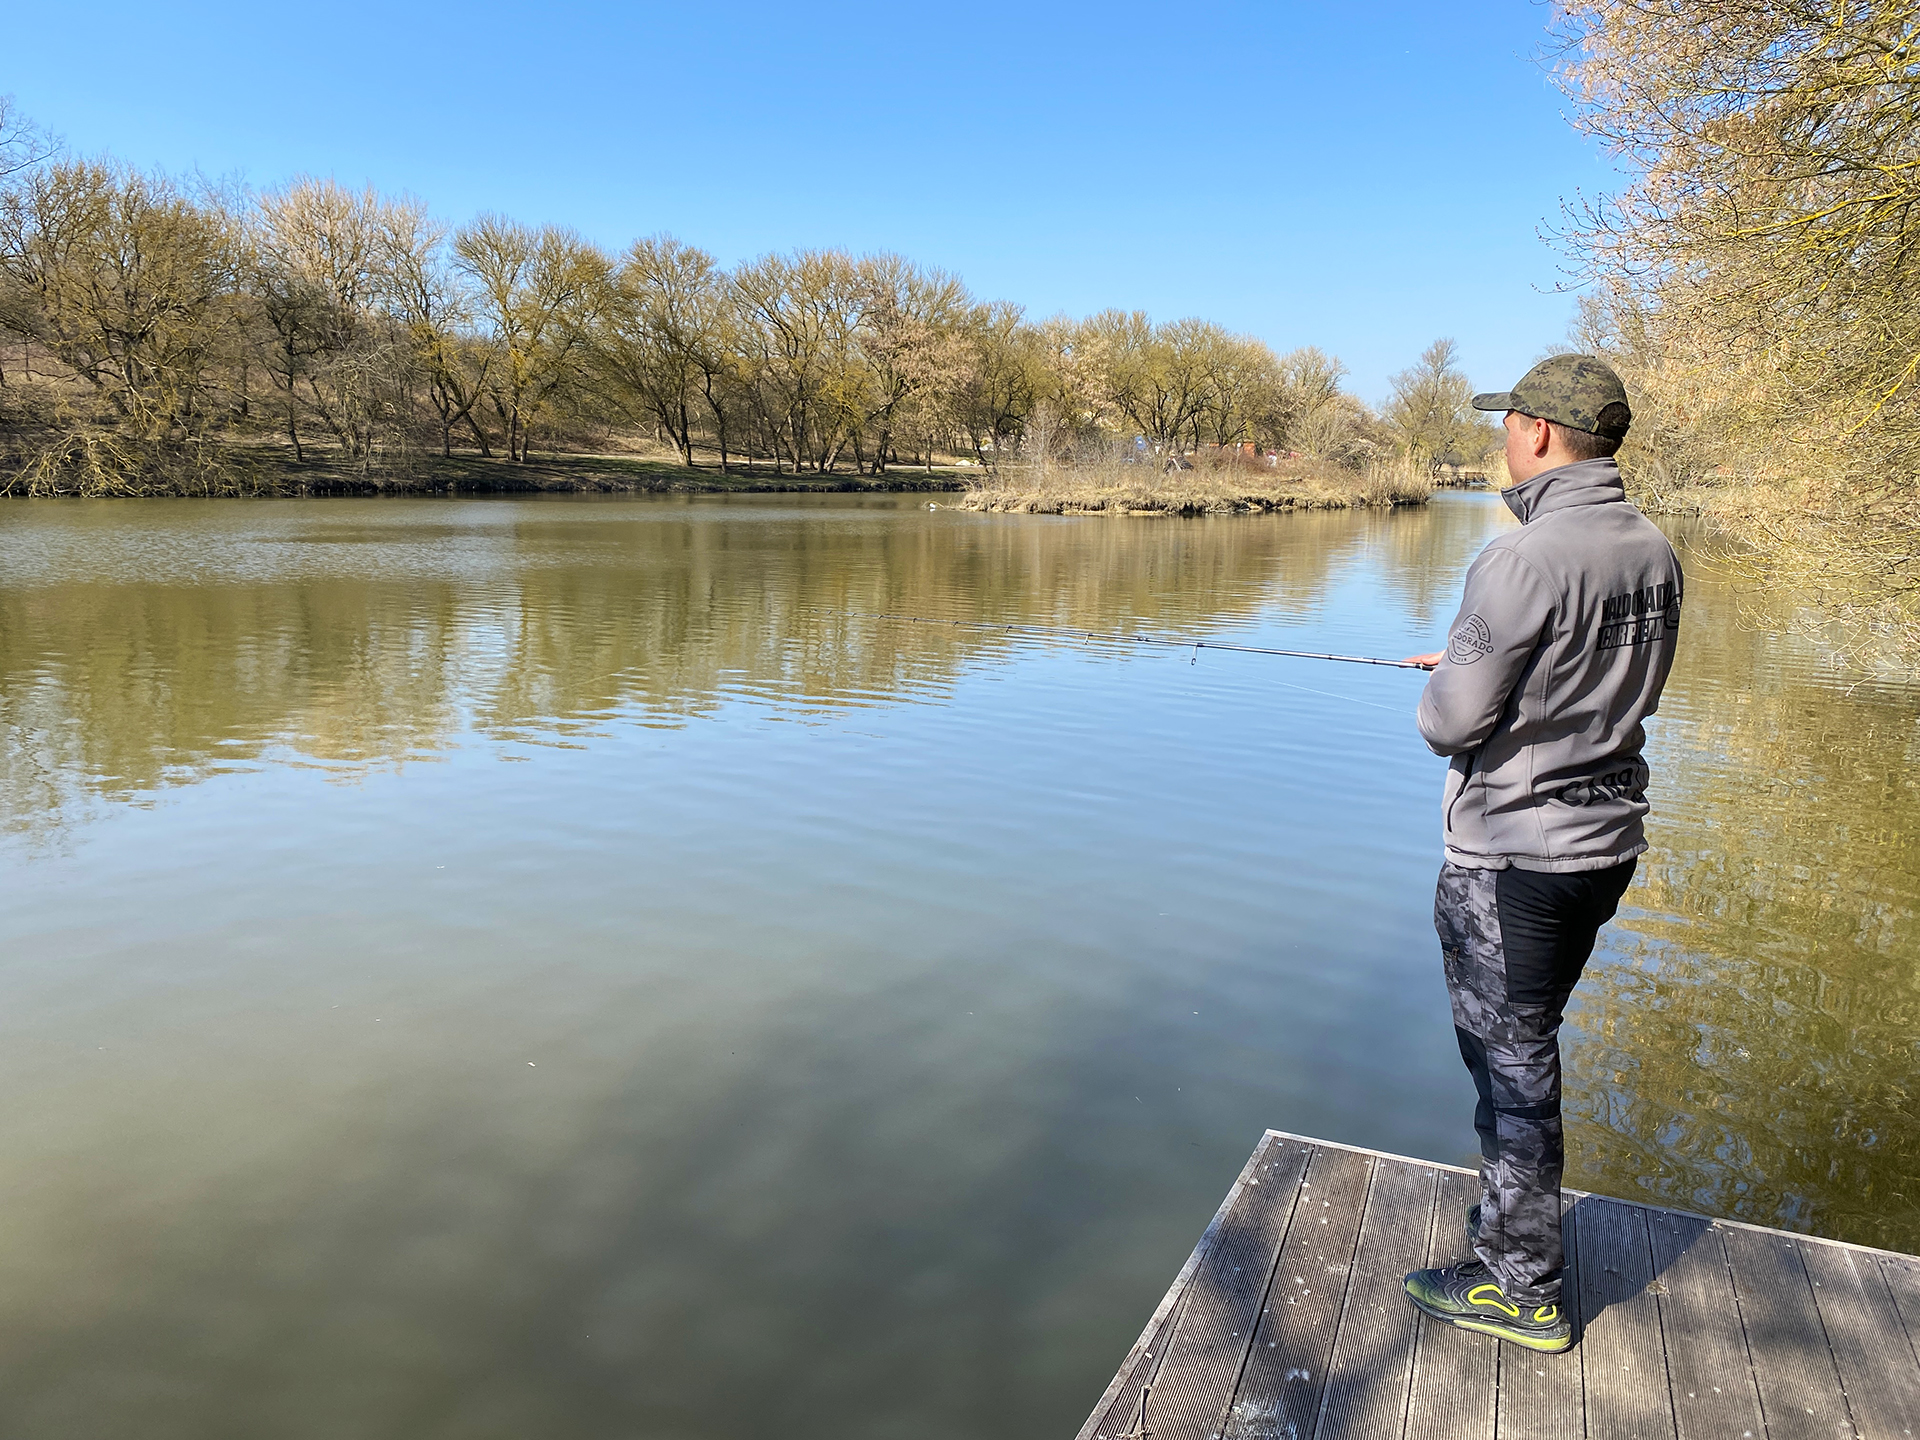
top-left (1383, 338), bottom-right (1495, 467)
top-left (379, 203), bottom-right (493, 458)
top-left (0, 97), bottom-right (58, 180)
top-left (852, 254), bottom-right (969, 473)
top-left (0, 160), bottom-right (236, 437)
top-left (592, 235), bottom-right (738, 467)
top-left (0, 116), bottom-right (1415, 506)
top-left (951, 301), bottom-right (1039, 467)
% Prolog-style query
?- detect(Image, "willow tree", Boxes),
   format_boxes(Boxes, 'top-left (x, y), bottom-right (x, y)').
top-left (733, 249), bottom-right (868, 473)
top-left (594, 236), bottom-right (714, 466)
top-left (250, 179), bottom-right (423, 467)
top-left (379, 204), bottom-right (492, 458)
top-left (1556, 0), bottom-right (1920, 616)
top-left (456, 217), bottom-right (608, 462)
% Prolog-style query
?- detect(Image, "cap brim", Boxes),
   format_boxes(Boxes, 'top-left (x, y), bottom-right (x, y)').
top-left (1471, 391), bottom-right (1516, 412)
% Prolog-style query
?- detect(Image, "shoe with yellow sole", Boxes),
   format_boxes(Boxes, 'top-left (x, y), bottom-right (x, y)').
top-left (1403, 1260), bottom-right (1572, 1353)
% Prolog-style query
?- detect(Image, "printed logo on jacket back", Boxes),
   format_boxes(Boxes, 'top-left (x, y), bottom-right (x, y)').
top-left (1446, 614), bottom-right (1494, 665)
top-left (1552, 758), bottom-right (1650, 808)
top-left (1597, 581), bottom-right (1680, 651)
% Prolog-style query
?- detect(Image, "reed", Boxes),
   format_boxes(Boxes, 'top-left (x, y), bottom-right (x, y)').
top-left (960, 449), bottom-right (1431, 516)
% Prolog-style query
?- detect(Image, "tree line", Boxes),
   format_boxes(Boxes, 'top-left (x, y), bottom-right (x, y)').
top-left (0, 100), bottom-right (1493, 493)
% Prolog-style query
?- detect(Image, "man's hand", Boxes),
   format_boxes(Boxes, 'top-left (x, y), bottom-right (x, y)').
top-left (1403, 651), bottom-right (1445, 671)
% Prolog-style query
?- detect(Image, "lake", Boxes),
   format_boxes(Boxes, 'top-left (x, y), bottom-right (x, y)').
top-left (0, 491), bottom-right (1914, 1438)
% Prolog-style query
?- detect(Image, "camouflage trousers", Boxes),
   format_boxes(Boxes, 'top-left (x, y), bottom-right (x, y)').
top-left (1434, 858), bottom-right (1636, 1306)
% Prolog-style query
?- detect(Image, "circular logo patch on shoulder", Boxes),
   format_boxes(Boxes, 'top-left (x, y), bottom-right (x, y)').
top-left (1447, 614), bottom-right (1494, 665)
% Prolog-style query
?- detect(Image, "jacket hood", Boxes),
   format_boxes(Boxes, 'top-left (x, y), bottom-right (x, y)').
top-left (1501, 457), bottom-right (1626, 523)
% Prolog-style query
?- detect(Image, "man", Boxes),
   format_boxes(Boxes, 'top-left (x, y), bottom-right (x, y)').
top-left (1397, 354), bottom-right (1683, 1354)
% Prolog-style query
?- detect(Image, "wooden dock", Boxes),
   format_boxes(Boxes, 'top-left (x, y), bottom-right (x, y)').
top-left (1078, 1129), bottom-right (1920, 1440)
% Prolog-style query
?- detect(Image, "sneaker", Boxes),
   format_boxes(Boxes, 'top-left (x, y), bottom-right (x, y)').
top-left (1403, 1260), bottom-right (1572, 1353)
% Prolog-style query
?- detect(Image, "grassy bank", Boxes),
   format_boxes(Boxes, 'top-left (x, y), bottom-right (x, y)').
top-left (1621, 464), bottom-right (1920, 658)
top-left (956, 454), bottom-right (1432, 516)
top-left (0, 443), bottom-right (972, 499)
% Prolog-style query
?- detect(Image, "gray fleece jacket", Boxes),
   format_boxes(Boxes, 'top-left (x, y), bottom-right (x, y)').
top-left (1416, 458), bottom-right (1683, 873)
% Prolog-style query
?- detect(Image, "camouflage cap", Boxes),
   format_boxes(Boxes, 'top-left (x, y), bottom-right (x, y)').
top-left (1471, 353), bottom-right (1632, 440)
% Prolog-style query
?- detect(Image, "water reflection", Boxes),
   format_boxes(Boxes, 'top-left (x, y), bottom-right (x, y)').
top-left (3, 497), bottom-right (1469, 832)
top-left (1570, 557), bottom-right (1920, 1248)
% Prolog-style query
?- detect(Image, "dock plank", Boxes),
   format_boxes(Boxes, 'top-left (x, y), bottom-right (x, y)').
top-left (1576, 1197), bottom-right (1675, 1440)
top-left (1143, 1136), bottom-right (1311, 1440)
top-left (1496, 1194), bottom-right (1585, 1440)
top-left (1645, 1210), bottom-right (1765, 1440)
top-left (1084, 1290), bottom-right (1192, 1440)
top-left (1080, 1131), bottom-right (1920, 1440)
top-left (1801, 1241), bottom-right (1920, 1440)
top-left (1404, 1167), bottom-right (1496, 1440)
top-left (1722, 1226), bottom-right (1854, 1440)
top-left (1077, 1134), bottom-right (1290, 1440)
top-left (1311, 1159), bottom-right (1432, 1440)
top-left (1225, 1144), bottom-right (1370, 1440)
top-left (1881, 1255), bottom-right (1920, 1366)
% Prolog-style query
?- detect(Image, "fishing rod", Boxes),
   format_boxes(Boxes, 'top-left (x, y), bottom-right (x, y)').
top-left (863, 613), bottom-right (1431, 669)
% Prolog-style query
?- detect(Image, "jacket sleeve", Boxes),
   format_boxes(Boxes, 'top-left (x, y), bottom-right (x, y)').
top-left (1415, 545), bottom-right (1555, 757)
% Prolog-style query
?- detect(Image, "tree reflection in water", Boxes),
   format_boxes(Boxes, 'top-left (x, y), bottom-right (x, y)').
top-left (1570, 536), bottom-right (1920, 1249)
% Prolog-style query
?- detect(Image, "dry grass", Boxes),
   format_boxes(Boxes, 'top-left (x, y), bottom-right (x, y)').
top-left (957, 452), bottom-right (1431, 516)
top-left (1432, 453), bottom-right (1505, 490)
top-left (0, 425), bottom-right (971, 497)
top-left (0, 426), bottom-right (279, 498)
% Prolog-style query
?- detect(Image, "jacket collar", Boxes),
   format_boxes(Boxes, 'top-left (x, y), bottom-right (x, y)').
top-left (1501, 457), bottom-right (1626, 523)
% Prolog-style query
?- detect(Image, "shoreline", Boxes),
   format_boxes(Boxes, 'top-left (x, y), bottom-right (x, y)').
top-left (957, 491), bottom-right (1432, 516)
top-left (955, 460), bottom-right (1433, 516)
top-left (0, 450), bottom-right (1438, 512)
top-left (0, 449), bottom-right (973, 499)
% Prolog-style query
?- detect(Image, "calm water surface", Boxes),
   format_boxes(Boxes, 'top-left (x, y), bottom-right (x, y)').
top-left (0, 492), bottom-right (1915, 1438)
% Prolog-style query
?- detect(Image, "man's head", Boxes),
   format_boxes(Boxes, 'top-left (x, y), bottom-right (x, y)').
top-left (1472, 354), bottom-right (1632, 486)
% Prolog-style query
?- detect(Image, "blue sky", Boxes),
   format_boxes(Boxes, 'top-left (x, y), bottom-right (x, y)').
top-left (4, 0), bottom-right (1618, 402)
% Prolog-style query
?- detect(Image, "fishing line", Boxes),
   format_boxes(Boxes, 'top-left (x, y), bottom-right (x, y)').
top-left (1263, 677), bottom-right (1404, 713)
top-left (852, 612), bottom-right (1421, 713)
top-left (861, 613), bottom-right (1430, 670)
